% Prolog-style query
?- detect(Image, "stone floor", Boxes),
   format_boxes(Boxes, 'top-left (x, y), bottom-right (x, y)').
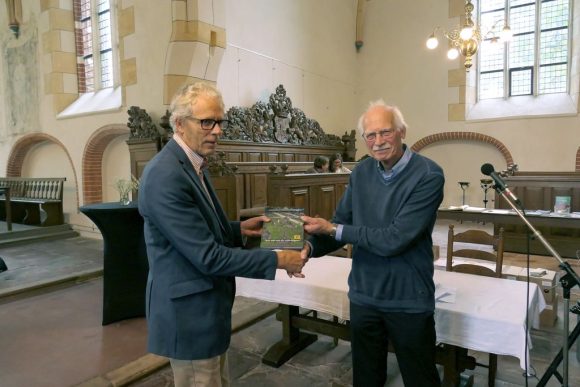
top-left (0, 278), bottom-right (148, 387)
top-left (0, 220), bottom-right (579, 386)
top-left (0, 236), bottom-right (103, 299)
top-left (0, 221), bottom-right (35, 233)
top-left (131, 299), bottom-right (580, 387)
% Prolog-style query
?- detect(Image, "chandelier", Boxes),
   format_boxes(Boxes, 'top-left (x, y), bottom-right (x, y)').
top-left (426, 0), bottom-right (512, 71)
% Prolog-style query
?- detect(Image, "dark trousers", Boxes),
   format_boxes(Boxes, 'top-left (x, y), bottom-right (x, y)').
top-left (350, 302), bottom-right (441, 387)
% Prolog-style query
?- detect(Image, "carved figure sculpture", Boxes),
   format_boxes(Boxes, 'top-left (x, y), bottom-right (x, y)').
top-left (127, 106), bottom-right (160, 140)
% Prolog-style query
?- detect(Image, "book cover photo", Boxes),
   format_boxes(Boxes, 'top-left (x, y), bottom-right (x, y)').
top-left (553, 196), bottom-right (571, 214)
top-left (260, 207), bottom-right (305, 250)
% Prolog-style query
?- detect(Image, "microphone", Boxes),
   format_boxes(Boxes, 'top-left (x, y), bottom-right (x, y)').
top-left (480, 163), bottom-right (522, 207)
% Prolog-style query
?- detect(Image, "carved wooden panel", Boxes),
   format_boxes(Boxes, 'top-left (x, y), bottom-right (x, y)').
top-left (227, 152), bottom-right (243, 162)
top-left (281, 153), bottom-right (295, 162)
top-left (216, 141), bottom-right (352, 164)
top-left (521, 187), bottom-right (544, 210)
top-left (220, 85), bottom-right (356, 161)
top-left (296, 154), bottom-right (310, 162)
top-left (212, 175), bottom-right (243, 221)
top-left (125, 86), bottom-right (358, 218)
top-left (250, 174), bottom-right (268, 208)
top-left (336, 181), bottom-right (348, 202)
top-left (127, 140), bottom-right (159, 180)
top-left (313, 185), bottom-right (337, 220)
top-left (267, 174), bottom-right (350, 220)
top-left (247, 153), bottom-right (261, 162)
top-left (494, 172), bottom-right (580, 257)
top-left (127, 139), bottom-right (160, 200)
top-left (290, 188), bottom-right (310, 215)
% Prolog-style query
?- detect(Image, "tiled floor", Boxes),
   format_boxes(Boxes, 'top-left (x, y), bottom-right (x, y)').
top-left (0, 220), bottom-right (579, 386)
top-left (131, 302), bottom-right (580, 387)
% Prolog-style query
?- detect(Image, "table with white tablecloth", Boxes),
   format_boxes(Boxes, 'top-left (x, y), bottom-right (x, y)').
top-left (236, 256), bottom-right (546, 385)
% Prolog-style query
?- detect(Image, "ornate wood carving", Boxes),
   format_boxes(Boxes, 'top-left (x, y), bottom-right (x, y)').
top-left (124, 85), bottom-right (358, 216)
top-left (222, 85), bottom-right (356, 159)
top-left (207, 151), bottom-right (238, 176)
top-left (127, 106), bottom-right (161, 142)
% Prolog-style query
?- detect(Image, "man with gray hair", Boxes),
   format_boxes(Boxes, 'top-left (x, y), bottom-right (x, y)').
top-left (139, 82), bottom-right (306, 386)
top-left (302, 100), bottom-right (444, 386)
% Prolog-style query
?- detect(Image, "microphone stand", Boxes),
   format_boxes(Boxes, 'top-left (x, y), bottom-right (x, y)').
top-left (495, 188), bottom-right (580, 387)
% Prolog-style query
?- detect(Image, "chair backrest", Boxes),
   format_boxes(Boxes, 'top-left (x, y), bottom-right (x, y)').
top-left (446, 224), bottom-right (505, 278)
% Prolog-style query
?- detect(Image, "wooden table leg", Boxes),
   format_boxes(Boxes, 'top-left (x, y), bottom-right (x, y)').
top-left (262, 304), bottom-right (317, 367)
top-left (438, 344), bottom-right (475, 387)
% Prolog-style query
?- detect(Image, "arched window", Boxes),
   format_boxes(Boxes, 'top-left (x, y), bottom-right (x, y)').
top-left (74, 0), bottom-right (116, 93)
top-left (478, 0), bottom-right (570, 100)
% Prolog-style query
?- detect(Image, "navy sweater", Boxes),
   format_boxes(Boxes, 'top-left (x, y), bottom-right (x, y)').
top-left (309, 152), bottom-right (445, 313)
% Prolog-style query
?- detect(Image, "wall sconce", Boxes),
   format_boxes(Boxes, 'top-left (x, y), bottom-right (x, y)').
top-left (6, 0), bottom-right (22, 38)
top-left (426, 0), bottom-right (512, 71)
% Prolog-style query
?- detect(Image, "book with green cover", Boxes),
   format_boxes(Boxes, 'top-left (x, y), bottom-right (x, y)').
top-left (260, 207), bottom-right (304, 250)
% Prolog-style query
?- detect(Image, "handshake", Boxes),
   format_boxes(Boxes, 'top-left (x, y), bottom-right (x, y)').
top-left (241, 214), bottom-right (338, 279)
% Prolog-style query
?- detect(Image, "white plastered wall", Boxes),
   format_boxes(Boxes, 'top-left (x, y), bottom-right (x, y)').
top-left (218, 0), bottom-right (359, 137)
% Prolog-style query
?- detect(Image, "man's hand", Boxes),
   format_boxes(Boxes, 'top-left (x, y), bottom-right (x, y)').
top-left (276, 250), bottom-right (307, 278)
top-left (241, 215), bottom-right (270, 238)
top-left (301, 215), bottom-right (334, 235)
top-left (301, 243), bottom-right (311, 261)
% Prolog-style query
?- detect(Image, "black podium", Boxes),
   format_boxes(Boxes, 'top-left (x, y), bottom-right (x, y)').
top-left (80, 202), bottom-right (149, 325)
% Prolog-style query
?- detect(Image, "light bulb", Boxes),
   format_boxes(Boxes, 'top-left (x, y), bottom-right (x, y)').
top-left (460, 26), bottom-right (474, 40)
top-left (447, 48), bottom-right (459, 60)
top-left (426, 34), bottom-right (439, 50)
top-left (500, 25), bottom-right (513, 42)
top-left (487, 37), bottom-right (502, 52)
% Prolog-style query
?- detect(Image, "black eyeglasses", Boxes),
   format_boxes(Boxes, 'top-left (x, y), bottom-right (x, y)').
top-left (362, 128), bottom-right (396, 142)
top-left (186, 116), bottom-right (230, 131)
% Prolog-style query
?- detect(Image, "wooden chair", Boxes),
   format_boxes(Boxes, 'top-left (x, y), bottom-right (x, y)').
top-left (446, 224), bottom-right (505, 387)
top-left (446, 225), bottom-right (504, 278)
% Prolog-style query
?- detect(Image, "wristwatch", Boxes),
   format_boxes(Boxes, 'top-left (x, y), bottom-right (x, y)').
top-left (329, 223), bottom-right (337, 238)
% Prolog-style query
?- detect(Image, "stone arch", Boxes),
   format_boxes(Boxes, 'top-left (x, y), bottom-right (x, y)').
top-left (163, 0), bottom-right (227, 104)
top-left (411, 132), bottom-right (514, 168)
top-left (6, 132), bottom-right (80, 208)
top-left (82, 125), bottom-right (130, 204)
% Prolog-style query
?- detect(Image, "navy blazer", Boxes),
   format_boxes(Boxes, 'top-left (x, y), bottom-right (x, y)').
top-left (138, 139), bottom-right (277, 360)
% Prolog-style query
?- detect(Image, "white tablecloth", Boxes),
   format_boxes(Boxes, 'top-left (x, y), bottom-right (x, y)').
top-left (236, 256), bottom-right (546, 370)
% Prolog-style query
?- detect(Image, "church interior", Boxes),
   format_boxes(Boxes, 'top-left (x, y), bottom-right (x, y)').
top-left (1, 0), bottom-right (580, 386)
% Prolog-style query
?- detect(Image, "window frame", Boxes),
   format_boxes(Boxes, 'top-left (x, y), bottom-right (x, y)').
top-left (477, 0), bottom-right (572, 101)
top-left (75, 0), bottom-right (119, 93)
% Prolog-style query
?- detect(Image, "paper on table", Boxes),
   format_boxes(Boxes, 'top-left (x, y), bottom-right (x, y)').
top-left (482, 209), bottom-right (511, 214)
top-left (463, 206), bottom-right (486, 212)
top-left (445, 205), bottom-right (468, 211)
top-left (435, 283), bottom-right (456, 303)
top-left (529, 268), bottom-right (549, 277)
top-left (524, 209), bottom-right (551, 216)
